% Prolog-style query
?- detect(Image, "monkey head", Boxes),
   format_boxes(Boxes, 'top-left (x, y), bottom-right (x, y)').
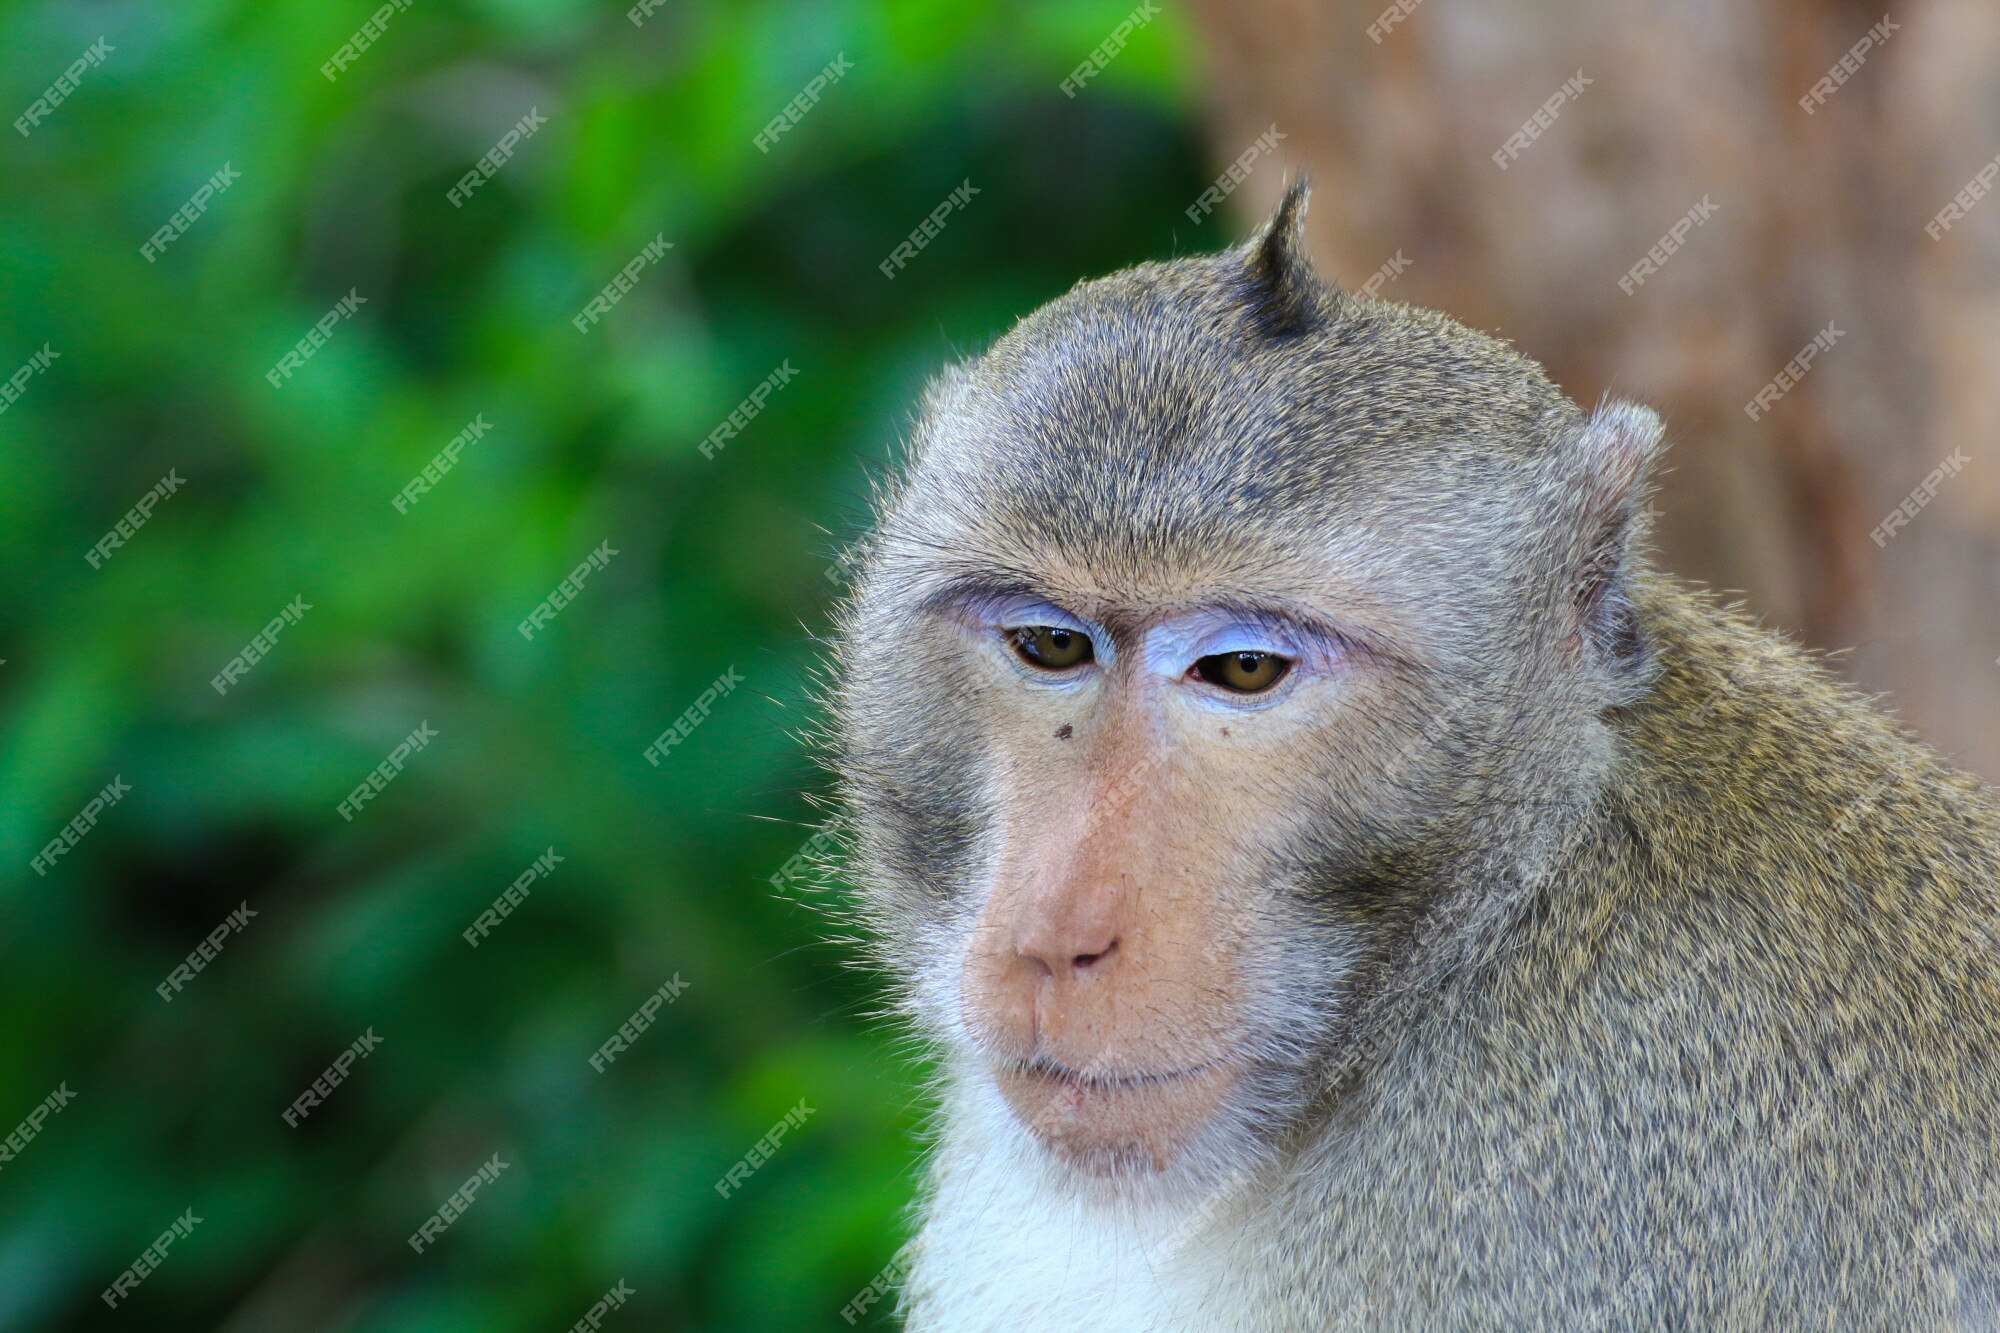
top-left (832, 182), bottom-right (1664, 1184)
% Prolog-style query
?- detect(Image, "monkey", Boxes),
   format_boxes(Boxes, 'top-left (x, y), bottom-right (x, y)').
top-left (824, 180), bottom-right (2000, 1330)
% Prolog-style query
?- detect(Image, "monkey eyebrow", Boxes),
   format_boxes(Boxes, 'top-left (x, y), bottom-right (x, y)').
top-left (916, 573), bottom-right (1097, 624)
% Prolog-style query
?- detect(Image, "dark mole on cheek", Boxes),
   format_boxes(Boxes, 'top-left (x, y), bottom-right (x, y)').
top-left (1221, 727), bottom-right (1231, 737)
top-left (1054, 724), bottom-right (1073, 740)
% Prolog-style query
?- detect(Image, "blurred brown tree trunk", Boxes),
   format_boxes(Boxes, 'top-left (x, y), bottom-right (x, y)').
top-left (1186, 0), bottom-right (2000, 780)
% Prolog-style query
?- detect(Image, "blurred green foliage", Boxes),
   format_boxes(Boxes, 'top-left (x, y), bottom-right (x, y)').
top-left (0, 0), bottom-right (1219, 1327)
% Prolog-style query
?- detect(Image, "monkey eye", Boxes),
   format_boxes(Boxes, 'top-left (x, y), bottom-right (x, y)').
top-left (1009, 625), bottom-right (1094, 671)
top-left (1192, 650), bottom-right (1291, 693)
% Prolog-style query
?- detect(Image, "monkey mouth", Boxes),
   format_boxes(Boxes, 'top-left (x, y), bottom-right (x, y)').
top-left (1006, 1055), bottom-right (1226, 1090)
top-left (992, 1053), bottom-right (1242, 1173)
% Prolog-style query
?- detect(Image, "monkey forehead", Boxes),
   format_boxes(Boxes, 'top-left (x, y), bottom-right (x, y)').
top-left (890, 260), bottom-right (1578, 588)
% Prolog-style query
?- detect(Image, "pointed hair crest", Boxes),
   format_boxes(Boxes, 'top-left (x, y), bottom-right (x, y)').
top-left (1236, 176), bottom-right (1326, 339)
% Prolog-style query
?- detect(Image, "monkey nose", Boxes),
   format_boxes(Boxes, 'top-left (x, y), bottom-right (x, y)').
top-left (1015, 931), bottom-right (1120, 984)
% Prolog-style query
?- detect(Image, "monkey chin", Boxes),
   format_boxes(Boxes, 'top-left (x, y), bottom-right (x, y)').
top-left (992, 1058), bottom-right (1241, 1178)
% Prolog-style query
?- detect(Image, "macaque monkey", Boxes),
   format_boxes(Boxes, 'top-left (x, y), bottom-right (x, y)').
top-left (826, 181), bottom-right (2000, 1329)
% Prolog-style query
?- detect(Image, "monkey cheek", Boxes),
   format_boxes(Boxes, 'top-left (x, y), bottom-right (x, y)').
top-left (958, 954), bottom-right (1041, 1061)
top-left (993, 1062), bottom-right (1239, 1175)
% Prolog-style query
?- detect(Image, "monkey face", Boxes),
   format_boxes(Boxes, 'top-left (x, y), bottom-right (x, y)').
top-left (837, 553), bottom-right (1473, 1179)
top-left (951, 594), bottom-right (1357, 1174)
top-left (833, 186), bottom-right (1657, 1182)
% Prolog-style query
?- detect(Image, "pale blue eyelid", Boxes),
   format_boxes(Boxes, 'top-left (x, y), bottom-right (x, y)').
top-left (1144, 618), bottom-right (1302, 673)
top-left (989, 597), bottom-right (1091, 633)
top-left (968, 595), bottom-right (1112, 665)
top-left (1189, 621), bottom-right (1302, 660)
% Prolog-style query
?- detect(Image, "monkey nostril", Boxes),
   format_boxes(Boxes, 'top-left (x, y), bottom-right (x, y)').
top-left (1018, 951), bottom-right (1055, 981)
top-left (1012, 931), bottom-right (1118, 980)
top-left (1071, 938), bottom-right (1118, 971)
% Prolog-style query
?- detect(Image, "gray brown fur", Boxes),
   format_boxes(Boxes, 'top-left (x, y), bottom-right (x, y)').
top-left (825, 181), bottom-right (2000, 1329)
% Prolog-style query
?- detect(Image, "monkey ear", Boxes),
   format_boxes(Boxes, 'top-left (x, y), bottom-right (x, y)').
top-left (1237, 176), bottom-right (1324, 337)
top-left (1553, 399), bottom-right (1666, 694)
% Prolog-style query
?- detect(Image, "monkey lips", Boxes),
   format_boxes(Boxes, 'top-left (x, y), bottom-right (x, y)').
top-left (993, 1054), bottom-right (1242, 1174)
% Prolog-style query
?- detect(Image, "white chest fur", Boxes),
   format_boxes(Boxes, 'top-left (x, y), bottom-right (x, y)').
top-left (903, 1084), bottom-right (1245, 1333)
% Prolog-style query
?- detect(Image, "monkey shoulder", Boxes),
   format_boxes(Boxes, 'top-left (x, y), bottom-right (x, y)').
top-left (1413, 585), bottom-right (2000, 1315)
